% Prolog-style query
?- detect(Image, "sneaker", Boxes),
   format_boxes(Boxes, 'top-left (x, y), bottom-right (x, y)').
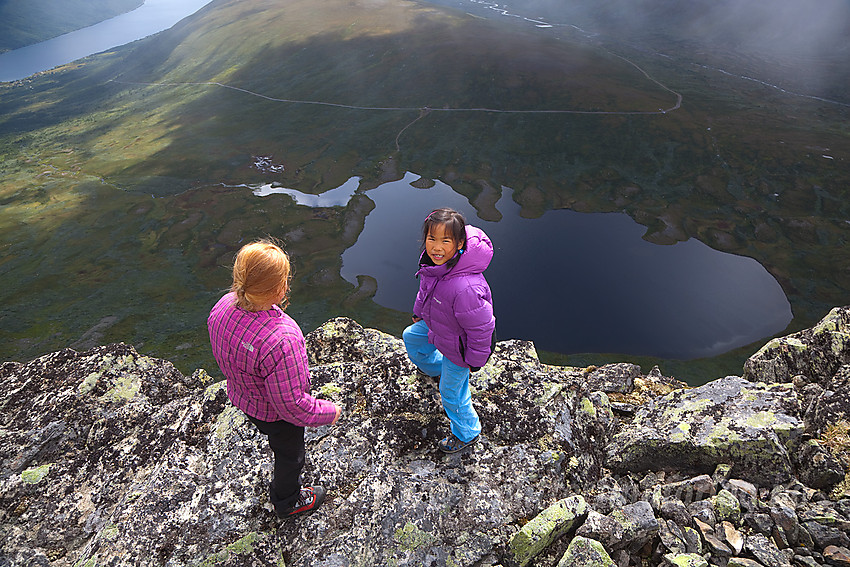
top-left (276, 485), bottom-right (326, 518)
top-left (438, 433), bottom-right (479, 454)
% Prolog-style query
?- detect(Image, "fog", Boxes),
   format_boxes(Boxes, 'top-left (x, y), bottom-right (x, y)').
top-left (434, 0), bottom-right (850, 101)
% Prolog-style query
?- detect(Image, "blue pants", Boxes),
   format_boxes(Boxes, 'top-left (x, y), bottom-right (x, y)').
top-left (403, 320), bottom-right (482, 443)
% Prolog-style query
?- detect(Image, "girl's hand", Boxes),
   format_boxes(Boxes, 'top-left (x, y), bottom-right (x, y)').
top-left (412, 315), bottom-right (422, 323)
top-left (331, 404), bottom-right (341, 425)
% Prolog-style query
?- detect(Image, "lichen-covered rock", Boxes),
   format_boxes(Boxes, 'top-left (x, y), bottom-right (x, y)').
top-left (712, 488), bottom-right (742, 525)
top-left (807, 364), bottom-right (850, 436)
top-left (575, 500), bottom-right (658, 557)
top-left (745, 532), bottom-right (793, 566)
top-left (0, 344), bottom-right (207, 567)
top-left (5, 311), bottom-right (850, 567)
top-left (606, 376), bottom-right (805, 485)
top-left (744, 306), bottom-right (850, 387)
top-left (585, 363), bottom-right (641, 394)
top-left (509, 495), bottom-right (587, 567)
top-left (557, 536), bottom-right (616, 567)
top-left (661, 553), bottom-right (708, 567)
top-left (794, 439), bottom-right (846, 489)
top-left (605, 365), bottom-right (689, 412)
top-left (0, 319), bottom-right (616, 567)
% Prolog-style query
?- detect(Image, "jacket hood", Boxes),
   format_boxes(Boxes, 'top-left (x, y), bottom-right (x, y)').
top-left (417, 225), bottom-right (493, 279)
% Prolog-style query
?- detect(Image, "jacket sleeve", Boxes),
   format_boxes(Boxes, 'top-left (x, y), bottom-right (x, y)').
top-left (259, 335), bottom-right (337, 427)
top-left (454, 284), bottom-right (495, 368)
top-left (413, 278), bottom-right (427, 319)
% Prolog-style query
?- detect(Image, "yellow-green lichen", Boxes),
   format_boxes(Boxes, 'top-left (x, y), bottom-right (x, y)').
top-left (704, 419), bottom-right (743, 445)
top-left (781, 337), bottom-right (808, 352)
top-left (319, 382), bottom-right (342, 397)
top-left (102, 372), bottom-right (141, 402)
top-left (812, 308), bottom-right (842, 335)
top-left (669, 422), bottom-right (691, 443)
top-left (712, 489), bottom-right (741, 524)
top-left (212, 405), bottom-right (246, 440)
top-left (21, 464), bottom-right (51, 484)
top-left (227, 532), bottom-right (259, 554)
top-left (203, 381), bottom-right (226, 401)
top-left (394, 522), bottom-right (437, 551)
top-left (195, 368), bottom-right (215, 386)
top-left (200, 532), bottom-right (263, 567)
top-left (510, 496), bottom-right (587, 567)
top-left (664, 553), bottom-right (708, 567)
top-left (829, 331), bottom-right (850, 356)
top-left (740, 389), bottom-right (759, 403)
top-left (746, 411), bottom-right (777, 428)
top-left (664, 397), bottom-right (711, 422)
top-left (79, 373), bottom-right (99, 395)
top-left (535, 382), bottom-right (564, 406)
top-left (830, 471), bottom-right (850, 501)
top-left (580, 397), bottom-right (596, 417)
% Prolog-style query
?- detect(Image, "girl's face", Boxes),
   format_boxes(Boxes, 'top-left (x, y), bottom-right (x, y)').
top-left (425, 223), bottom-right (461, 266)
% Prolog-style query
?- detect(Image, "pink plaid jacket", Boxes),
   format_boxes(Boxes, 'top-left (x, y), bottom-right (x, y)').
top-left (207, 292), bottom-right (336, 427)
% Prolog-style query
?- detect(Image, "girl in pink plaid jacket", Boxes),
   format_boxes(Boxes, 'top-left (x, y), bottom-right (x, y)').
top-left (208, 239), bottom-right (340, 518)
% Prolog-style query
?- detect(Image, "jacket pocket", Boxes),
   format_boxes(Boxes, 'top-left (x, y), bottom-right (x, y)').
top-left (458, 336), bottom-right (466, 362)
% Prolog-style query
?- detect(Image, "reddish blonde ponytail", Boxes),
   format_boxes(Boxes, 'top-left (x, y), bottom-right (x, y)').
top-left (231, 239), bottom-right (291, 311)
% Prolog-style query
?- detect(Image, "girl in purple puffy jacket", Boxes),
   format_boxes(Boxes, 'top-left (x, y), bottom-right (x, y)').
top-left (402, 208), bottom-right (496, 453)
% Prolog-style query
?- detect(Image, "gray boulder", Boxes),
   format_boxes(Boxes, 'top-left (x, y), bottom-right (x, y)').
top-left (744, 306), bottom-right (850, 387)
top-left (606, 375), bottom-right (805, 485)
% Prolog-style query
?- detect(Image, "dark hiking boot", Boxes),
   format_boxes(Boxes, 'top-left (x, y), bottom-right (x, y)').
top-left (438, 433), bottom-right (479, 454)
top-left (276, 485), bottom-right (326, 518)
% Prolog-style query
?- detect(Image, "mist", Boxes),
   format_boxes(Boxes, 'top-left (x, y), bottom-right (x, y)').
top-left (435, 0), bottom-right (850, 101)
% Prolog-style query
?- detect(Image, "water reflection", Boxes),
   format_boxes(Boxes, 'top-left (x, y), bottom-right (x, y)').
top-left (252, 178), bottom-right (359, 207)
top-left (331, 173), bottom-right (792, 359)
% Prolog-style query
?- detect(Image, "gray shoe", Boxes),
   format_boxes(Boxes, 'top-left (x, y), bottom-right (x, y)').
top-left (438, 433), bottom-right (479, 453)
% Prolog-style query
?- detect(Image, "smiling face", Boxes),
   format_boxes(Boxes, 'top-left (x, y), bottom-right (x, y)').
top-left (425, 223), bottom-right (462, 266)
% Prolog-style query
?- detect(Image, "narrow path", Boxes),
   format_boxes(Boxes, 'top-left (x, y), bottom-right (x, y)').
top-left (109, 77), bottom-right (682, 115)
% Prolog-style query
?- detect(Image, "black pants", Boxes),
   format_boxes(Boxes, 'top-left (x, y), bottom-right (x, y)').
top-left (247, 415), bottom-right (305, 511)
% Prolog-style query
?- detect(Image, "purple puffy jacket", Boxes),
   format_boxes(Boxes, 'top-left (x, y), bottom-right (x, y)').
top-left (413, 225), bottom-right (496, 368)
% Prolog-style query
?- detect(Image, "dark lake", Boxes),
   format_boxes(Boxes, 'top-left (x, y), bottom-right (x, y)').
top-left (0, 0), bottom-right (212, 82)
top-left (258, 173), bottom-right (792, 360)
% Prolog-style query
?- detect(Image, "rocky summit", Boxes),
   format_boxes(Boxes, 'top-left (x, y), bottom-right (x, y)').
top-left (2, 309), bottom-right (850, 567)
